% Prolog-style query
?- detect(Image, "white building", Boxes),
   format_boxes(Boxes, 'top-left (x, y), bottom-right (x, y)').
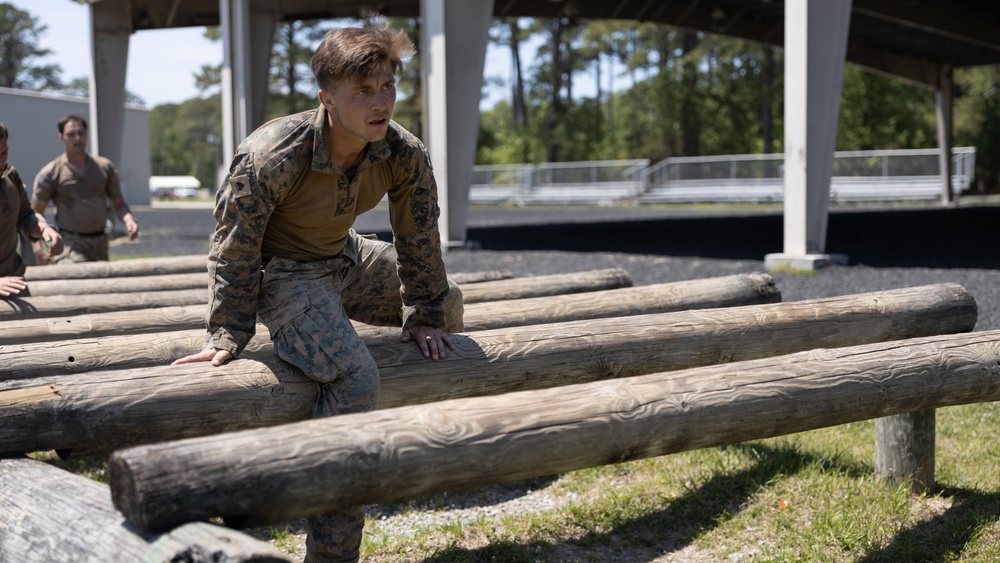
top-left (0, 87), bottom-right (151, 206)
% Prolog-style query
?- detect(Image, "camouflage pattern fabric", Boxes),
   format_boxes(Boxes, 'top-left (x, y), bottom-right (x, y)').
top-left (206, 105), bottom-right (453, 357)
top-left (205, 105), bottom-right (462, 562)
top-left (0, 164), bottom-right (39, 277)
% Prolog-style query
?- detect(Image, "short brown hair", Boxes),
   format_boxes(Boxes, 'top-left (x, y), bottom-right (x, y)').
top-left (58, 114), bottom-right (88, 134)
top-left (310, 20), bottom-right (415, 93)
top-left (0, 122), bottom-right (7, 140)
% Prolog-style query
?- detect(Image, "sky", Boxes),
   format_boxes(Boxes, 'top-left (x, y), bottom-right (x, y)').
top-left (8, 0), bottom-right (519, 109)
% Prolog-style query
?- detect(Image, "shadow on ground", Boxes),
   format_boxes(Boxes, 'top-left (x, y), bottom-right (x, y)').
top-left (460, 206), bottom-right (999, 270)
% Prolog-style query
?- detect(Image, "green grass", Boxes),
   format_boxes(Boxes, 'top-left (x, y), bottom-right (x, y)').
top-left (355, 401), bottom-right (1000, 562)
top-left (32, 401), bottom-right (1000, 561)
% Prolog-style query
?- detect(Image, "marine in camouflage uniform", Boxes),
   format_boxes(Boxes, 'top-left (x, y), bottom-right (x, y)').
top-left (183, 22), bottom-right (464, 563)
top-left (0, 122), bottom-right (62, 297)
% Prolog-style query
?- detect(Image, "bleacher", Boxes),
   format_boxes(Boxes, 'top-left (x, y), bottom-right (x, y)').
top-left (470, 148), bottom-right (975, 205)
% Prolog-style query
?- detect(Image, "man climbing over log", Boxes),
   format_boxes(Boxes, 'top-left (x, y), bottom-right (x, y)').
top-left (173, 18), bottom-right (463, 563)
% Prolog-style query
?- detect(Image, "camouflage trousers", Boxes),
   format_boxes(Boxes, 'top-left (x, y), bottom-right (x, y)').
top-left (52, 231), bottom-right (109, 263)
top-left (256, 231), bottom-right (463, 563)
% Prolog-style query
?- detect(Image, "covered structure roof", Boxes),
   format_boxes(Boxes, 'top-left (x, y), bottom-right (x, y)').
top-left (123, 0), bottom-right (1000, 87)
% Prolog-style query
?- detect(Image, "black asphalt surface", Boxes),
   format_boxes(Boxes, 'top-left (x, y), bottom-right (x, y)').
top-left (117, 201), bottom-right (1000, 331)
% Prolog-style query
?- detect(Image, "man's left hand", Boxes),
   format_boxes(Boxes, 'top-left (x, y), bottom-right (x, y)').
top-left (401, 325), bottom-right (455, 360)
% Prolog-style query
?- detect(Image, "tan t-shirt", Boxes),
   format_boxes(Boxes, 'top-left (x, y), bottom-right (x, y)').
top-left (33, 153), bottom-right (122, 234)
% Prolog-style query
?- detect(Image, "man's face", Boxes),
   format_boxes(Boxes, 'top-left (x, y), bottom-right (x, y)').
top-left (320, 65), bottom-right (397, 146)
top-left (59, 119), bottom-right (88, 155)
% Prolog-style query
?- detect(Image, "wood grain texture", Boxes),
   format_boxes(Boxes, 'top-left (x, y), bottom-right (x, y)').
top-left (2, 268), bottom-right (634, 321)
top-left (875, 410), bottom-right (936, 492)
top-left (0, 284), bottom-right (976, 458)
top-left (23, 255), bottom-right (208, 281)
top-left (0, 305), bottom-right (206, 345)
top-left (0, 456), bottom-right (292, 562)
top-left (26, 272), bottom-right (209, 296)
top-left (1, 273), bottom-right (780, 375)
top-left (458, 268), bottom-right (632, 303)
top-left (449, 270), bottom-right (514, 284)
top-left (0, 289), bottom-right (209, 320)
top-left (107, 330), bottom-right (1000, 533)
top-left (25, 270), bottom-right (510, 296)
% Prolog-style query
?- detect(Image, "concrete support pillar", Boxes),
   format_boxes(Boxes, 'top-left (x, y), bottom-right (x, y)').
top-left (936, 64), bottom-right (955, 206)
top-left (87, 1), bottom-right (130, 171)
top-left (219, 0), bottom-right (273, 184)
top-left (420, 0), bottom-right (493, 247)
top-left (765, 0), bottom-right (852, 271)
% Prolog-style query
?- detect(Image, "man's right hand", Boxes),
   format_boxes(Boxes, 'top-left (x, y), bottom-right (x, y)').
top-left (0, 276), bottom-right (27, 297)
top-left (172, 347), bottom-right (233, 367)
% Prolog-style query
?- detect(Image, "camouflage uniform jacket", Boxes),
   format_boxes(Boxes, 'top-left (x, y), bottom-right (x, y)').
top-left (206, 105), bottom-right (450, 356)
top-left (0, 164), bottom-right (41, 277)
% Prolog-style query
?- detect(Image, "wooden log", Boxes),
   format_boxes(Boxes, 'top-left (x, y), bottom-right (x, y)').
top-left (1, 273), bottom-right (781, 372)
top-left (23, 254), bottom-right (208, 281)
top-left (108, 329), bottom-right (1000, 533)
top-left (0, 289), bottom-right (209, 321)
top-left (26, 270), bottom-right (510, 297)
top-left (26, 272), bottom-right (208, 296)
top-left (875, 410), bottom-right (936, 493)
top-left (0, 305), bottom-right (206, 345)
top-left (459, 267), bottom-right (632, 303)
top-left (0, 268), bottom-right (631, 321)
top-left (449, 270), bottom-right (513, 284)
top-left (1, 272), bottom-right (777, 345)
top-left (0, 456), bottom-right (292, 562)
top-left (0, 284), bottom-right (976, 458)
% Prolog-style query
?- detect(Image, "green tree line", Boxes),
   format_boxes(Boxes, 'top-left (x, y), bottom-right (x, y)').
top-left (3, 3), bottom-right (998, 193)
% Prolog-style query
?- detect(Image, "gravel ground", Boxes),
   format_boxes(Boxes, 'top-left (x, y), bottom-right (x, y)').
top-left (121, 201), bottom-right (1000, 331)
top-left (109, 200), bottom-right (1000, 561)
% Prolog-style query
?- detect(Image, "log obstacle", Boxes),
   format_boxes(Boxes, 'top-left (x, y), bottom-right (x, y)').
top-left (449, 269), bottom-right (514, 284)
top-left (1, 273), bottom-right (781, 373)
top-left (0, 456), bottom-right (292, 562)
top-left (0, 268), bottom-right (632, 321)
top-left (107, 329), bottom-right (1000, 533)
top-left (458, 267), bottom-right (632, 303)
top-left (0, 289), bottom-right (209, 320)
top-left (23, 254), bottom-right (508, 284)
top-left (0, 305), bottom-right (205, 345)
top-left (24, 269), bottom-right (512, 297)
top-left (1, 272), bottom-right (775, 345)
top-left (0, 284), bottom-right (976, 458)
top-left (23, 254), bottom-right (208, 281)
top-left (25, 272), bottom-right (208, 296)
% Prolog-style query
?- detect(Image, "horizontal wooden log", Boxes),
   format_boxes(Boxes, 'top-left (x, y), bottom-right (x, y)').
top-left (1, 268), bottom-right (631, 321)
top-left (24, 254), bottom-right (506, 285)
top-left (449, 270), bottom-right (513, 284)
top-left (24, 254), bottom-right (208, 281)
top-left (0, 289), bottom-right (209, 321)
top-left (1, 273), bottom-right (780, 373)
top-left (0, 456), bottom-right (292, 562)
top-left (0, 305), bottom-right (205, 345)
top-left (0, 284), bottom-right (975, 458)
top-left (25, 270), bottom-right (511, 297)
top-left (26, 272), bottom-right (208, 296)
top-left (459, 267), bottom-right (632, 303)
top-left (108, 329), bottom-right (1000, 533)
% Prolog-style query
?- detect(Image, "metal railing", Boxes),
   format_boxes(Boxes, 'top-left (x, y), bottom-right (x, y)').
top-left (470, 147), bottom-right (976, 205)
